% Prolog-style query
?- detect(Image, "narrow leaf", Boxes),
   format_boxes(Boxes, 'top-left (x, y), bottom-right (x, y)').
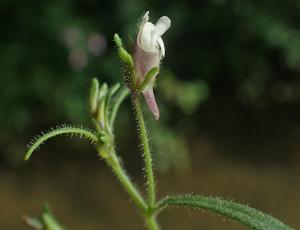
top-left (25, 126), bottom-right (98, 160)
top-left (42, 203), bottom-right (66, 230)
top-left (158, 196), bottom-right (294, 230)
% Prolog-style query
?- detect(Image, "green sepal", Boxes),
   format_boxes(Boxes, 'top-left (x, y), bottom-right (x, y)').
top-left (114, 33), bottom-right (123, 48)
top-left (89, 78), bottom-right (99, 115)
top-left (136, 67), bottom-right (159, 93)
top-left (125, 34), bottom-right (134, 55)
top-left (118, 47), bottom-right (134, 67)
top-left (42, 203), bottom-right (66, 230)
top-left (113, 34), bottom-right (136, 91)
top-left (114, 33), bottom-right (134, 55)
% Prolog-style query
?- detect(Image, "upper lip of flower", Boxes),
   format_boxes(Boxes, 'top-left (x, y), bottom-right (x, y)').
top-left (137, 11), bottom-right (171, 56)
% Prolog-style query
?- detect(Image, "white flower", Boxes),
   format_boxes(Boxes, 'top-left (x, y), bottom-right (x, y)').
top-left (133, 11), bottom-right (171, 120)
top-left (138, 11), bottom-right (170, 56)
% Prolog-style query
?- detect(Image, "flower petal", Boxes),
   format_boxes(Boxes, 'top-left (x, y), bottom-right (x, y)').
top-left (139, 11), bottom-right (149, 35)
top-left (140, 22), bottom-right (155, 52)
top-left (142, 84), bottom-right (159, 120)
top-left (151, 16), bottom-right (171, 48)
top-left (138, 11), bottom-right (149, 44)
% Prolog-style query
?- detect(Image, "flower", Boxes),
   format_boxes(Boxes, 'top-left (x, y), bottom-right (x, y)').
top-left (133, 11), bottom-right (171, 120)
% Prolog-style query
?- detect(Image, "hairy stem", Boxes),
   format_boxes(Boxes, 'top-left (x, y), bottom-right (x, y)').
top-left (104, 147), bottom-right (148, 213)
top-left (104, 83), bottom-right (120, 136)
top-left (133, 94), bottom-right (156, 208)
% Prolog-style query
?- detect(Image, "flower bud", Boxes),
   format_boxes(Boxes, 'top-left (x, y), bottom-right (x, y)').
top-left (89, 78), bottom-right (100, 116)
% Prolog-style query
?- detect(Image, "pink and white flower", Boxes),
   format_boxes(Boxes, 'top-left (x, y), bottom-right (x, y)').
top-left (133, 11), bottom-right (171, 120)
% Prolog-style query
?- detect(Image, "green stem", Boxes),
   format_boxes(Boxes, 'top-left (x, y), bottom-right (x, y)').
top-left (109, 87), bottom-right (129, 128)
top-left (133, 94), bottom-right (156, 208)
top-left (104, 83), bottom-right (120, 136)
top-left (104, 148), bottom-right (148, 213)
top-left (145, 215), bottom-right (160, 230)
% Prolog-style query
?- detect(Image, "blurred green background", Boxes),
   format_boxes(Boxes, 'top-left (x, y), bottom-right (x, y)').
top-left (1, 0), bottom-right (300, 229)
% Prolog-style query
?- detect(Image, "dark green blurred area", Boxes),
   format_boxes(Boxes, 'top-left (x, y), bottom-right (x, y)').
top-left (1, 0), bottom-right (300, 229)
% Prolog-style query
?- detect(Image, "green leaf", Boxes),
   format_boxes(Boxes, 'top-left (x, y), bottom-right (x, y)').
top-left (89, 78), bottom-right (99, 115)
top-left (158, 196), bottom-right (294, 230)
top-left (136, 67), bottom-right (159, 93)
top-left (25, 126), bottom-right (98, 160)
top-left (42, 203), bottom-right (66, 230)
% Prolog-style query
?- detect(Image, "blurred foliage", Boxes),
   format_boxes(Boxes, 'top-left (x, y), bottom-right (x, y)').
top-left (24, 203), bottom-right (66, 230)
top-left (1, 0), bottom-right (300, 171)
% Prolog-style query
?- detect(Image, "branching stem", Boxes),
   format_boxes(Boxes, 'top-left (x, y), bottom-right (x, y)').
top-left (105, 148), bottom-right (148, 213)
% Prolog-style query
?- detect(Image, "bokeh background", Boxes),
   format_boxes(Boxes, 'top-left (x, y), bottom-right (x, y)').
top-left (1, 0), bottom-right (300, 229)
